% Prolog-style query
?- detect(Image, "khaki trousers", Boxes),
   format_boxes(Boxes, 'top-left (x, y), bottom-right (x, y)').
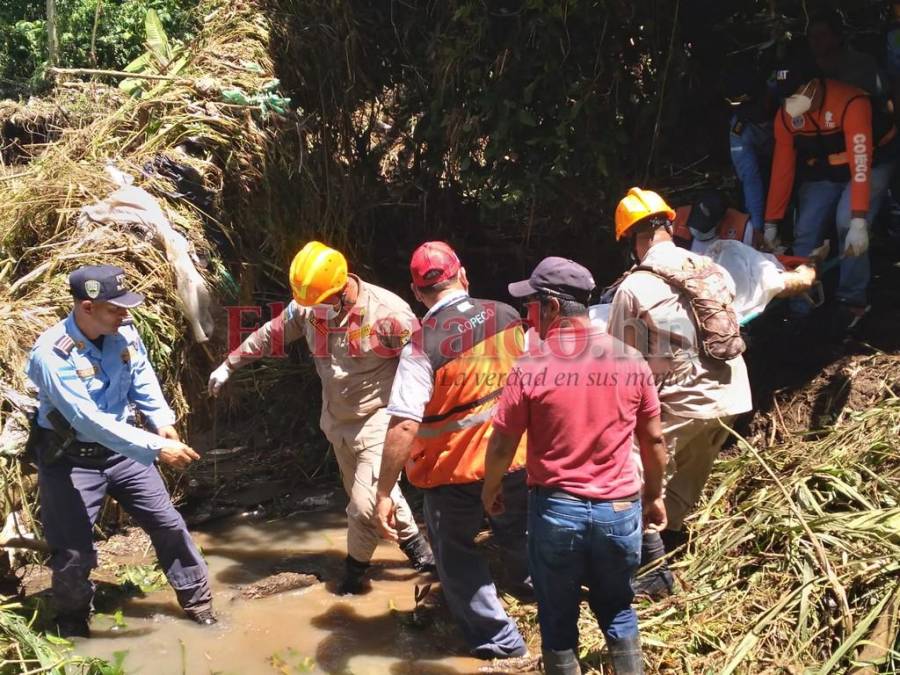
top-left (329, 408), bottom-right (419, 562)
top-left (660, 413), bottom-right (735, 531)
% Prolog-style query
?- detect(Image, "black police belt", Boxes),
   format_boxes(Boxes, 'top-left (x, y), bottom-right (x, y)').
top-left (65, 440), bottom-right (114, 461)
top-left (32, 424), bottom-right (113, 467)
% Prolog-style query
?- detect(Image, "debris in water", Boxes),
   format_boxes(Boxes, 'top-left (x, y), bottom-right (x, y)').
top-left (205, 446), bottom-right (248, 459)
top-left (237, 572), bottom-right (319, 600)
top-left (478, 653), bottom-right (542, 673)
top-left (392, 582), bottom-right (437, 630)
top-left (296, 494), bottom-right (333, 510)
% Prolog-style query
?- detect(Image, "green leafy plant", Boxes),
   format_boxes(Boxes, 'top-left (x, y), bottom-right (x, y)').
top-left (94, 650), bottom-right (129, 675)
top-left (0, 599), bottom-right (120, 673)
top-left (268, 647), bottom-right (316, 674)
top-left (116, 562), bottom-right (168, 594)
top-left (120, 8), bottom-right (188, 97)
top-left (94, 608), bottom-right (128, 631)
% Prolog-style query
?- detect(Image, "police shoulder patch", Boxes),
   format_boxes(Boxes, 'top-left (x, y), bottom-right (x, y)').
top-left (52, 335), bottom-right (75, 358)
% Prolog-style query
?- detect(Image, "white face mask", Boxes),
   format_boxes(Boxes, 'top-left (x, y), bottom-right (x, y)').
top-left (313, 302), bottom-right (340, 320)
top-left (784, 93), bottom-right (813, 118)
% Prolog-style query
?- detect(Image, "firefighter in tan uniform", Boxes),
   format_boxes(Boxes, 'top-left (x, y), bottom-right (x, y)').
top-left (607, 189), bottom-right (752, 602)
top-left (208, 242), bottom-right (434, 593)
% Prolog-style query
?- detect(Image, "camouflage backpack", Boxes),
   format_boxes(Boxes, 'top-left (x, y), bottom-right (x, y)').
top-left (635, 256), bottom-right (746, 361)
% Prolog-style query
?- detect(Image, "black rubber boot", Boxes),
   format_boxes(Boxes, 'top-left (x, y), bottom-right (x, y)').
top-left (175, 586), bottom-right (217, 626)
top-left (631, 531), bottom-right (674, 601)
top-left (185, 607), bottom-right (218, 626)
top-left (399, 532), bottom-right (436, 573)
top-left (542, 648), bottom-right (582, 675)
top-left (337, 555), bottom-right (370, 595)
top-left (54, 612), bottom-right (90, 639)
top-left (660, 528), bottom-right (688, 555)
top-left (607, 635), bottom-right (644, 675)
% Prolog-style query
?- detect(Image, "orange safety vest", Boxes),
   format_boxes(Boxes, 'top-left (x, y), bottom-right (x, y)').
top-left (767, 78), bottom-right (897, 220)
top-left (672, 206), bottom-right (760, 248)
top-left (405, 297), bottom-right (527, 488)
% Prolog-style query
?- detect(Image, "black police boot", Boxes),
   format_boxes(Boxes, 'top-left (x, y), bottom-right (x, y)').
top-left (398, 532), bottom-right (436, 574)
top-left (55, 613), bottom-right (90, 639)
top-left (337, 555), bottom-right (370, 595)
top-left (542, 647), bottom-right (582, 675)
top-left (631, 531), bottom-right (674, 601)
top-left (607, 636), bottom-right (644, 675)
top-left (185, 607), bottom-right (218, 626)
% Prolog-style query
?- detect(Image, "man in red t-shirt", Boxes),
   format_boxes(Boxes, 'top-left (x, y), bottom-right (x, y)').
top-left (481, 257), bottom-right (668, 675)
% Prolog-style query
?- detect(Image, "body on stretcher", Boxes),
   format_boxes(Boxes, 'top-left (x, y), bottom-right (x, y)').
top-left (584, 240), bottom-right (832, 334)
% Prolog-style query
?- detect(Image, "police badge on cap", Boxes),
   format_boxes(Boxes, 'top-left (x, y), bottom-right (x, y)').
top-left (69, 265), bottom-right (145, 308)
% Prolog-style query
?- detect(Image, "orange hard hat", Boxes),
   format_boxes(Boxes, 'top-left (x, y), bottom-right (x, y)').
top-left (289, 241), bottom-right (348, 306)
top-left (614, 187), bottom-right (676, 240)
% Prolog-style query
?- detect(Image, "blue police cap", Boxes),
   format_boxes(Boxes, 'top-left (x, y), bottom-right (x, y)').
top-left (69, 265), bottom-right (145, 308)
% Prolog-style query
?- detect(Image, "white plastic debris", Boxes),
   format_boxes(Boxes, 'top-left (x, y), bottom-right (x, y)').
top-left (79, 167), bottom-right (214, 342)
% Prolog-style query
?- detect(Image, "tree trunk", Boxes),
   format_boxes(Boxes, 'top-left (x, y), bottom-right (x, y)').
top-left (46, 0), bottom-right (58, 68)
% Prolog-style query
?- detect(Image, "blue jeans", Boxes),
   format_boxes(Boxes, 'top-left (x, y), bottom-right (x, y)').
top-left (528, 489), bottom-right (642, 651)
top-left (791, 161), bottom-right (895, 314)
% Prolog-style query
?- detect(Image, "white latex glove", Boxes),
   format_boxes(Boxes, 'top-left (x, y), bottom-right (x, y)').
top-left (208, 362), bottom-right (232, 398)
top-left (763, 222), bottom-right (781, 251)
top-left (843, 217), bottom-right (869, 257)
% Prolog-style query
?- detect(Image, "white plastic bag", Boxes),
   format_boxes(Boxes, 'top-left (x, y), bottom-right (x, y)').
top-left (80, 172), bottom-right (214, 342)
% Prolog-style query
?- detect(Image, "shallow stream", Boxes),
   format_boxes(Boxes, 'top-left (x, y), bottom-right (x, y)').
top-left (73, 504), bottom-right (489, 674)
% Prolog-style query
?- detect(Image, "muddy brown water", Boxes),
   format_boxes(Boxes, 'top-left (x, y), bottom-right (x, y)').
top-left (72, 505), bottom-right (490, 674)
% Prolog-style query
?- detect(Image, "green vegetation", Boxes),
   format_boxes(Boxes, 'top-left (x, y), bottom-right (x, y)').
top-left (115, 562), bottom-right (167, 595)
top-left (0, 0), bottom-right (897, 672)
top-left (0, 0), bottom-right (198, 93)
top-left (0, 598), bottom-right (120, 673)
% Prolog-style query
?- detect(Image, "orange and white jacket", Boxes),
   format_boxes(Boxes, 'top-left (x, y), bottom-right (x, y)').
top-left (765, 78), bottom-right (896, 221)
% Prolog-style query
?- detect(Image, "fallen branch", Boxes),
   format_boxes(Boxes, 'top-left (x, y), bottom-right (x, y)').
top-left (0, 537), bottom-right (49, 554)
top-left (50, 67), bottom-right (185, 83)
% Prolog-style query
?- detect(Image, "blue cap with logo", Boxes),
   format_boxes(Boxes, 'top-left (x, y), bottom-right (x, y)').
top-left (508, 256), bottom-right (596, 303)
top-left (69, 265), bottom-right (145, 308)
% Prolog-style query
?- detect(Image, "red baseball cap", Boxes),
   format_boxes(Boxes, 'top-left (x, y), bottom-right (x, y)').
top-left (410, 241), bottom-right (461, 287)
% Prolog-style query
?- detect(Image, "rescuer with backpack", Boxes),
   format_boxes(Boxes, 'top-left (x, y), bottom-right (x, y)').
top-left (607, 188), bottom-right (753, 600)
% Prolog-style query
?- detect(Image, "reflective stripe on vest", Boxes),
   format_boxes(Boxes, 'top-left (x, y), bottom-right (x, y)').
top-left (406, 297), bottom-right (527, 488)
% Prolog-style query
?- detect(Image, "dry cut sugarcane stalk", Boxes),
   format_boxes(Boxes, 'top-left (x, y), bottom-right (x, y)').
top-left (721, 421), bottom-right (855, 636)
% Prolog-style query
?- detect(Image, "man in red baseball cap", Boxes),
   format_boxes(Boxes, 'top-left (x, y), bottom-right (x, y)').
top-left (374, 241), bottom-right (532, 660)
top-left (408, 240), bottom-right (462, 287)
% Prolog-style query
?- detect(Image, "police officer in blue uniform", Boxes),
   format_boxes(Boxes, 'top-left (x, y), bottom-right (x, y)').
top-left (726, 65), bottom-right (776, 236)
top-left (25, 265), bottom-right (215, 637)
